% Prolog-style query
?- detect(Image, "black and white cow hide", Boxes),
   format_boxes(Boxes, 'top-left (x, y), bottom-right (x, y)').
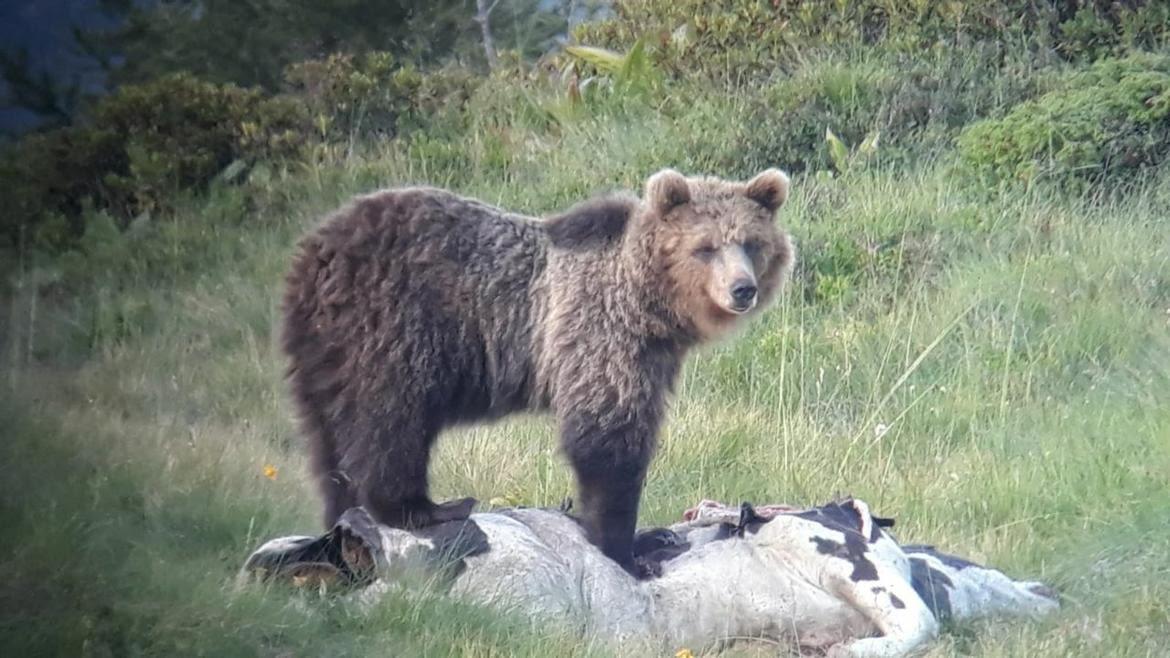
top-left (241, 499), bottom-right (1058, 657)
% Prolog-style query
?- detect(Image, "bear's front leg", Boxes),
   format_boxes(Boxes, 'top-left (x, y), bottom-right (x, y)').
top-left (559, 407), bottom-right (659, 579)
top-left (575, 466), bottom-right (648, 576)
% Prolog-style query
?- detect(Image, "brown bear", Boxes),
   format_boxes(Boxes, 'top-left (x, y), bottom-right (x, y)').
top-left (280, 168), bottom-right (794, 576)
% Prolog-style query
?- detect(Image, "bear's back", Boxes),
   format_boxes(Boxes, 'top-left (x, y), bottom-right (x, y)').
top-left (284, 186), bottom-right (570, 425)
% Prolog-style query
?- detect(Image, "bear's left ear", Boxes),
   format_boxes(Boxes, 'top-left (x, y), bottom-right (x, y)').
top-left (744, 168), bottom-right (790, 213)
top-left (645, 168), bottom-right (692, 215)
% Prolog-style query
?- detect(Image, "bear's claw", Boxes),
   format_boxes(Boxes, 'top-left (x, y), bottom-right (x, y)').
top-left (431, 497), bottom-right (478, 523)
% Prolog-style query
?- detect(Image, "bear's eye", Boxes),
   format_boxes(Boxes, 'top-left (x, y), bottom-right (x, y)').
top-left (743, 240), bottom-right (763, 259)
top-left (693, 244), bottom-right (718, 260)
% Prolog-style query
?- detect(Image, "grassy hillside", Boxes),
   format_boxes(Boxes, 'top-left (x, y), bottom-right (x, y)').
top-left (3, 4), bottom-right (1170, 656)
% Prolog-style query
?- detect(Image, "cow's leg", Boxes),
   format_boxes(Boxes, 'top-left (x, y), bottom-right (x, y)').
top-left (780, 500), bottom-right (940, 658)
top-left (825, 562), bottom-right (939, 658)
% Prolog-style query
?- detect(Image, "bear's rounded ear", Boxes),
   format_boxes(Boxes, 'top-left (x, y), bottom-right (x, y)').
top-left (645, 168), bottom-right (691, 215)
top-left (745, 168), bottom-right (790, 213)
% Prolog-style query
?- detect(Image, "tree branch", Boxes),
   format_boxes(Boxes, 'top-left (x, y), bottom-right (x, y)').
top-left (474, 0), bottom-right (500, 70)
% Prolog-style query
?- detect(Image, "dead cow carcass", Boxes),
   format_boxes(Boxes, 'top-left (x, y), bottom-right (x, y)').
top-left (242, 499), bottom-right (1058, 657)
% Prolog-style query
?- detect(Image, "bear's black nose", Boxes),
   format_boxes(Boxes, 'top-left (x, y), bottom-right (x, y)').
top-left (731, 281), bottom-right (758, 308)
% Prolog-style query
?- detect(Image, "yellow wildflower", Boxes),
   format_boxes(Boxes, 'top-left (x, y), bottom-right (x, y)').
top-left (263, 464), bottom-right (278, 480)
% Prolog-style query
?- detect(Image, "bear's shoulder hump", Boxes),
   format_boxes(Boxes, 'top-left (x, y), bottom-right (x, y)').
top-left (543, 194), bottom-right (638, 250)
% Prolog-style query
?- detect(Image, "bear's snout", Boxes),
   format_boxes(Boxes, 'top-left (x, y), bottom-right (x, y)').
top-left (730, 280), bottom-right (758, 312)
top-left (707, 243), bottom-right (758, 316)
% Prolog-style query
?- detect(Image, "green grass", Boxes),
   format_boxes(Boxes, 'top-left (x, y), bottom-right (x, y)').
top-left (2, 96), bottom-right (1169, 657)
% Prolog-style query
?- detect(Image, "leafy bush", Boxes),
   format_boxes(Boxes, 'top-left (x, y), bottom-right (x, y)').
top-left (563, 39), bottom-right (664, 104)
top-left (0, 56), bottom-right (483, 258)
top-left (0, 74), bottom-right (310, 254)
top-left (743, 56), bottom-right (895, 174)
top-left (959, 52), bottom-right (1170, 185)
top-left (92, 73), bottom-right (309, 212)
top-left (730, 49), bottom-right (1038, 174)
top-left (1055, 1), bottom-right (1170, 60)
top-left (0, 127), bottom-right (125, 252)
top-left (575, 0), bottom-right (1169, 80)
top-left (284, 52), bottom-right (480, 140)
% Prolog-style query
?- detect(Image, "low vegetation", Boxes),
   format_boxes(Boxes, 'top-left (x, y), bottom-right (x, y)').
top-left (960, 51), bottom-right (1170, 186)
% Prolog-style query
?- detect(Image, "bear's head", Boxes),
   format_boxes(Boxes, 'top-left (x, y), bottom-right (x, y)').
top-left (635, 168), bottom-right (795, 341)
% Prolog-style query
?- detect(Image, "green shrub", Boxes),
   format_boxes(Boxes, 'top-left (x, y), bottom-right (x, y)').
top-left (284, 52), bottom-right (480, 140)
top-left (0, 127), bottom-right (125, 252)
top-left (730, 49), bottom-right (1038, 174)
top-left (0, 57), bottom-right (481, 259)
top-left (959, 52), bottom-right (1170, 186)
top-left (93, 73), bottom-right (309, 213)
top-left (463, 72), bottom-right (565, 136)
top-left (743, 56), bottom-right (894, 174)
top-left (0, 74), bottom-right (310, 254)
top-left (575, 0), bottom-right (1169, 81)
top-left (1056, 1), bottom-right (1170, 60)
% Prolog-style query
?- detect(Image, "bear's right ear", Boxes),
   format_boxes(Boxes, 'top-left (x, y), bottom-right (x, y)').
top-left (644, 168), bottom-right (691, 215)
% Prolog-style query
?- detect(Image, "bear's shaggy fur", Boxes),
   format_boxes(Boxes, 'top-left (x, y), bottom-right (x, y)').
top-left (281, 168), bottom-right (794, 575)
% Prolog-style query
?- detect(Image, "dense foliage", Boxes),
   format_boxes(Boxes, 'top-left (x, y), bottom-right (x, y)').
top-left (577, 0), bottom-right (1170, 79)
top-left (960, 52), bottom-right (1170, 185)
top-left (98, 0), bottom-right (480, 89)
top-left (284, 53), bottom-right (481, 141)
top-left (0, 74), bottom-right (309, 252)
top-left (2, 0), bottom-right (1168, 283)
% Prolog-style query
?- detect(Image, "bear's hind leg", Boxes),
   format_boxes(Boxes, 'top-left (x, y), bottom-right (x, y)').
top-left (354, 419), bottom-right (476, 530)
top-left (319, 469), bottom-right (359, 528)
top-left (304, 410), bottom-right (359, 528)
